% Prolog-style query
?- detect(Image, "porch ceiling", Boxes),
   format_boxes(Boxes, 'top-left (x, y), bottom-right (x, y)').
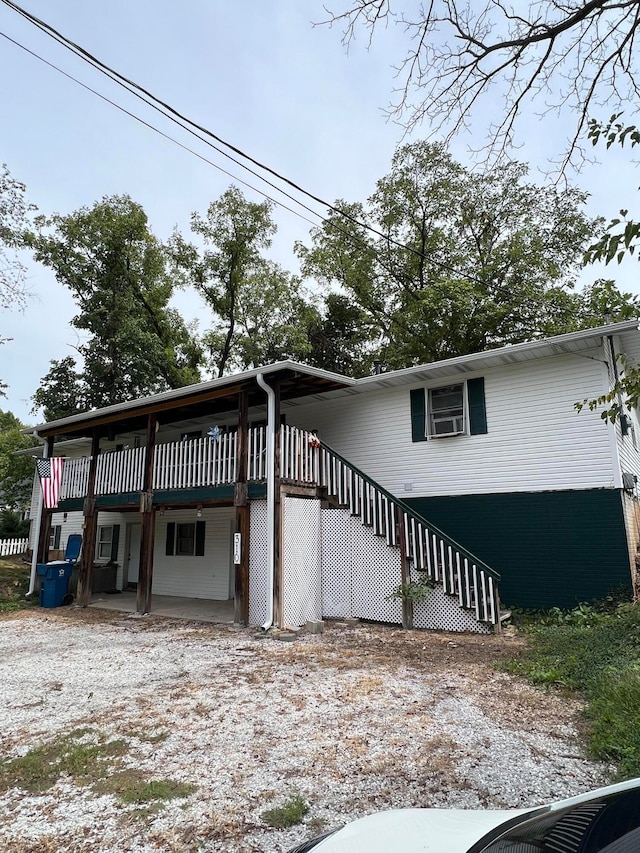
top-left (35, 365), bottom-right (353, 441)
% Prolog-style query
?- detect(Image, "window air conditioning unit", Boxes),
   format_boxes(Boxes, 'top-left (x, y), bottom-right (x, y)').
top-left (431, 417), bottom-right (464, 437)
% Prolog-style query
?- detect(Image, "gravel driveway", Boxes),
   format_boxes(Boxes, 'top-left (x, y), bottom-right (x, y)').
top-left (0, 608), bottom-right (610, 852)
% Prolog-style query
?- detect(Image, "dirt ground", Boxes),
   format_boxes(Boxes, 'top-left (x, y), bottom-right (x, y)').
top-left (0, 607), bottom-right (611, 852)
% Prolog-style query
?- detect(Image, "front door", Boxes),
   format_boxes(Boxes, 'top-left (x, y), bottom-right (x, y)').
top-left (125, 523), bottom-right (141, 586)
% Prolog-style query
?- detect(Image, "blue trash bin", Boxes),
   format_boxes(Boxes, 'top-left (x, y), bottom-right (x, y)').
top-left (37, 534), bottom-right (82, 608)
top-left (37, 561), bottom-right (74, 607)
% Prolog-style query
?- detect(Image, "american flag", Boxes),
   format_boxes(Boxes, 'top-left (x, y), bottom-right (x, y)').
top-left (36, 457), bottom-right (64, 509)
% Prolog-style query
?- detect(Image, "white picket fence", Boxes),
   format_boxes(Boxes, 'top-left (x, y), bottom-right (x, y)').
top-left (0, 537), bottom-right (29, 557)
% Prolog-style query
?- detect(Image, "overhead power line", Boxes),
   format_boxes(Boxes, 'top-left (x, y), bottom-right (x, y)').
top-left (0, 30), bottom-right (322, 229)
top-left (0, 0), bottom-right (487, 286)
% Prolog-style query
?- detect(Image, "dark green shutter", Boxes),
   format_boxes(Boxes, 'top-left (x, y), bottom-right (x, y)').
top-left (110, 525), bottom-right (120, 562)
top-left (410, 389), bottom-right (427, 442)
top-left (468, 377), bottom-right (487, 435)
top-left (165, 522), bottom-right (175, 556)
top-left (195, 521), bottom-right (206, 556)
top-left (53, 526), bottom-right (61, 549)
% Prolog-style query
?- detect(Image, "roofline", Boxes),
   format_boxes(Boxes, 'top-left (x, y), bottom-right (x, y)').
top-left (357, 320), bottom-right (640, 387)
top-left (33, 361), bottom-right (355, 435)
top-left (33, 321), bottom-right (640, 436)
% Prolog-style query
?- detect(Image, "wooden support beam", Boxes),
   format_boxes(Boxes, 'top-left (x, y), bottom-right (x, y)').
top-left (77, 432), bottom-right (100, 606)
top-left (137, 414), bottom-right (157, 615)
top-left (234, 389), bottom-right (250, 625)
top-left (398, 506), bottom-right (413, 630)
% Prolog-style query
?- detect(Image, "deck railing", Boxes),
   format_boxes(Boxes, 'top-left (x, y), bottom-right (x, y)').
top-left (60, 429), bottom-right (264, 499)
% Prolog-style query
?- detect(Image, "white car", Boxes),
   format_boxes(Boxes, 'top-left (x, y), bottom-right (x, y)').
top-left (287, 778), bottom-right (640, 852)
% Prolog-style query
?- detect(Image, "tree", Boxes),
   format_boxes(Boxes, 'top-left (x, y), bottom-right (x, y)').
top-left (173, 186), bottom-right (314, 376)
top-left (305, 292), bottom-right (377, 376)
top-left (0, 164), bottom-right (35, 393)
top-left (31, 357), bottom-right (88, 423)
top-left (0, 410), bottom-right (36, 512)
top-left (298, 141), bottom-right (595, 369)
top-left (322, 1), bottom-right (640, 169)
top-left (30, 195), bottom-right (202, 416)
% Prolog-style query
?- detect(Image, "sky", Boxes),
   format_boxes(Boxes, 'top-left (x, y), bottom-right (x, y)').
top-left (1, 0), bottom-right (639, 425)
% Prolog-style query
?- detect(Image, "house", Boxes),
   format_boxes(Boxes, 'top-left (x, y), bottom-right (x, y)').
top-left (28, 320), bottom-right (640, 633)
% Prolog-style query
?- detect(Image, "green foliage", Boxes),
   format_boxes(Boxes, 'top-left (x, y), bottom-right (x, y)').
top-left (29, 195), bottom-right (202, 417)
top-left (505, 602), bottom-right (640, 778)
top-left (261, 795), bottom-right (309, 828)
top-left (0, 409), bottom-right (36, 510)
top-left (172, 186), bottom-right (281, 377)
top-left (0, 728), bottom-right (194, 805)
top-left (387, 574), bottom-right (433, 604)
top-left (0, 509), bottom-right (29, 538)
top-left (0, 164), bottom-right (34, 314)
top-left (298, 142), bottom-right (596, 369)
top-left (305, 292), bottom-right (376, 376)
top-left (0, 163), bottom-right (35, 391)
top-left (0, 731), bottom-right (126, 794)
top-left (95, 772), bottom-right (195, 804)
top-left (0, 555), bottom-right (34, 612)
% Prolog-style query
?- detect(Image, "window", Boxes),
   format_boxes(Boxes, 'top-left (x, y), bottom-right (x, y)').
top-left (97, 526), bottom-right (114, 560)
top-left (176, 523), bottom-right (195, 555)
top-left (96, 525), bottom-right (120, 562)
top-left (429, 384), bottom-right (465, 437)
top-left (49, 525), bottom-right (61, 550)
top-left (410, 377), bottom-right (487, 443)
top-left (165, 520), bottom-right (206, 557)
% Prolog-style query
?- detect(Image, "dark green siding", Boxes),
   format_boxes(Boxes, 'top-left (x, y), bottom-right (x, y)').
top-left (405, 490), bottom-right (632, 609)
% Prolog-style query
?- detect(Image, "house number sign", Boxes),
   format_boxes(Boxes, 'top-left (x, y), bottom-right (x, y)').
top-left (233, 533), bottom-right (241, 565)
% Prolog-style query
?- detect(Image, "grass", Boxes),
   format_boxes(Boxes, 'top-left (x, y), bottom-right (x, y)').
top-left (261, 794), bottom-right (309, 828)
top-left (95, 771), bottom-right (195, 804)
top-left (0, 729), bottom-right (195, 805)
top-left (0, 555), bottom-right (35, 612)
top-left (504, 601), bottom-right (640, 779)
top-left (0, 732), bottom-right (127, 794)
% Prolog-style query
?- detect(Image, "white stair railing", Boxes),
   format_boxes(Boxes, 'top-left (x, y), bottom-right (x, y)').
top-left (315, 439), bottom-right (501, 628)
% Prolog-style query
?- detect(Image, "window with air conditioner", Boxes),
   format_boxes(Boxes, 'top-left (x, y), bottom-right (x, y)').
top-left (429, 384), bottom-right (465, 437)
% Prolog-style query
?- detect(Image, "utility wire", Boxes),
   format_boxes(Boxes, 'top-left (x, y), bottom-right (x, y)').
top-left (0, 30), bottom-right (322, 229)
top-left (0, 0), bottom-right (487, 285)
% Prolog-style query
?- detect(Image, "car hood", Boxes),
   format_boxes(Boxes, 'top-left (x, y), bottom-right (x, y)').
top-left (310, 807), bottom-right (533, 852)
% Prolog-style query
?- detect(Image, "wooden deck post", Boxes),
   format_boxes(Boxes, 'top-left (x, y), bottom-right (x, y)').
top-left (397, 506), bottom-right (413, 630)
top-left (273, 382), bottom-right (284, 627)
top-left (137, 414), bottom-right (157, 615)
top-left (77, 431), bottom-right (100, 606)
top-left (36, 437), bottom-right (55, 564)
top-left (234, 388), bottom-right (250, 624)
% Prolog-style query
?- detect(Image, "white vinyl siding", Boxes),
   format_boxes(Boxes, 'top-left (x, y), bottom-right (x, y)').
top-left (289, 351), bottom-right (616, 497)
top-left (152, 507), bottom-right (233, 600)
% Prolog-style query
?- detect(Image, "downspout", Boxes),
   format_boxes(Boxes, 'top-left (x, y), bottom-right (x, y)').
top-left (26, 430), bottom-right (47, 597)
top-left (256, 373), bottom-right (275, 630)
top-left (607, 334), bottom-right (625, 490)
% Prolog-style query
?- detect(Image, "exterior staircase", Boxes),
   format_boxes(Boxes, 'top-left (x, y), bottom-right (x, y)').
top-left (281, 426), bottom-right (502, 632)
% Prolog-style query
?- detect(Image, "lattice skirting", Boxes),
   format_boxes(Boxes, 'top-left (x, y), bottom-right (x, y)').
top-left (248, 500), bottom-right (268, 627)
top-left (250, 500), bottom-right (491, 633)
top-left (282, 497), bottom-right (322, 628)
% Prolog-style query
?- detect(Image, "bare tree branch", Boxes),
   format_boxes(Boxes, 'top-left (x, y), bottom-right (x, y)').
top-left (320, 0), bottom-right (640, 170)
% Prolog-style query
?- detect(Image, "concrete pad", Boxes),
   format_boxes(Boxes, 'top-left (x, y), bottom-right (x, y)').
top-left (89, 590), bottom-right (235, 625)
